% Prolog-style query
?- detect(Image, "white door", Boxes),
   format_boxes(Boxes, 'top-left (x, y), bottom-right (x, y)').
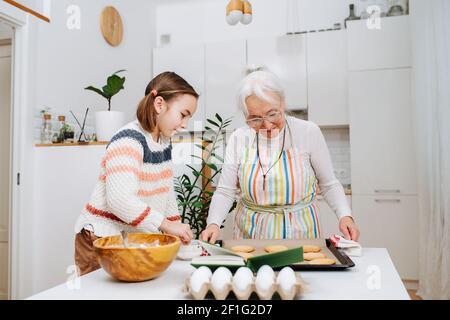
top-left (349, 69), bottom-right (417, 195)
top-left (247, 35), bottom-right (308, 110)
top-left (153, 44), bottom-right (205, 132)
top-left (353, 195), bottom-right (419, 280)
top-left (307, 30), bottom-right (348, 126)
top-left (347, 16), bottom-right (411, 71)
top-left (0, 44), bottom-right (11, 300)
top-left (205, 39), bottom-right (247, 131)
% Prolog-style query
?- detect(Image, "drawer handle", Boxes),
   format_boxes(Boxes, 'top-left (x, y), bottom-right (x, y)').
top-left (374, 199), bottom-right (401, 203)
top-left (374, 189), bottom-right (400, 194)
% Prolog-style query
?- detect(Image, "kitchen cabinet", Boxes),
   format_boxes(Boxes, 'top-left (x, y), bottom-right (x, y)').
top-left (317, 195), bottom-right (352, 238)
top-left (347, 16), bottom-right (411, 71)
top-left (348, 45), bottom-right (418, 280)
top-left (153, 44), bottom-right (205, 131)
top-left (349, 68), bottom-right (417, 195)
top-left (247, 34), bottom-right (308, 110)
top-left (352, 195), bottom-right (419, 280)
top-left (307, 30), bottom-right (349, 126)
top-left (205, 40), bottom-right (247, 131)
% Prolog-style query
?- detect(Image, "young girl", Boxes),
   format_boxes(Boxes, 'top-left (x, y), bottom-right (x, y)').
top-left (74, 72), bottom-right (198, 275)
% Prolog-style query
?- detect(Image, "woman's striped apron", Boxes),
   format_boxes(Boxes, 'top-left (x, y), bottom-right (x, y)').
top-left (234, 123), bottom-right (321, 239)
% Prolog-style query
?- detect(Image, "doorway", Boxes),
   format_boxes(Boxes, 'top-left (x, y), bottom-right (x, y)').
top-left (0, 20), bottom-right (13, 300)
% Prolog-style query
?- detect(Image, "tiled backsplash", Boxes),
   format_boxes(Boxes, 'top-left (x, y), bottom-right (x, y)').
top-left (34, 108), bottom-right (96, 143)
top-left (321, 127), bottom-right (351, 186)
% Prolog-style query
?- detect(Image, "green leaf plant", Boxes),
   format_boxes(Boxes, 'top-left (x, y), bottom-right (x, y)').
top-left (174, 114), bottom-right (237, 239)
top-left (85, 70), bottom-right (126, 111)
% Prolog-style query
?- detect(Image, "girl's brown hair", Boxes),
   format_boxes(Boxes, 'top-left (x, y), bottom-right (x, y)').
top-left (137, 72), bottom-right (199, 133)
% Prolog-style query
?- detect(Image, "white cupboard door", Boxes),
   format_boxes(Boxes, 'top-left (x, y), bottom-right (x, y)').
top-left (307, 30), bottom-right (349, 126)
top-left (349, 69), bottom-right (417, 195)
top-left (247, 35), bottom-right (308, 110)
top-left (317, 196), bottom-right (352, 237)
top-left (353, 195), bottom-right (419, 280)
top-left (205, 40), bottom-right (247, 131)
top-left (347, 16), bottom-right (411, 71)
top-left (153, 45), bottom-right (205, 131)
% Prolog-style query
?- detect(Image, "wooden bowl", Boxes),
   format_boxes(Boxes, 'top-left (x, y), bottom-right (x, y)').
top-left (93, 233), bottom-right (181, 282)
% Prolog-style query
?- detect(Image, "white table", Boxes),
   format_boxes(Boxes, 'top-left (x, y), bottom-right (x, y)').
top-left (28, 248), bottom-right (410, 300)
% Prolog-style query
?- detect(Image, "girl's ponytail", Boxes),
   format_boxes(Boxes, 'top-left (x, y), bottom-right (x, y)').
top-left (136, 93), bottom-right (158, 133)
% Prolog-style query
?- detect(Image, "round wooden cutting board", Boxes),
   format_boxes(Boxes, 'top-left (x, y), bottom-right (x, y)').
top-left (100, 6), bottom-right (123, 47)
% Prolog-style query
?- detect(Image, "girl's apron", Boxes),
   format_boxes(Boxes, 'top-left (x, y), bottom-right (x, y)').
top-left (234, 122), bottom-right (321, 239)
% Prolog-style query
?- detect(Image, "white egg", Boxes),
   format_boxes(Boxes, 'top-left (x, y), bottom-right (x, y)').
top-left (232, 267), bottom-right (254, 292)
top-left (211, 267), bottom-right (233, 292)
top-left (190, 267), bottom-right (212, 293)
top-left (255, 271), bottom-right (275, 293)
top-left (276, 267), bottom-right (297, 292)
top-left (277, 267), bottom-right (295, 282)
top-left (196, 266), bottom-right (213, 278)
top-left (256, 265), bottom-right (275, 280)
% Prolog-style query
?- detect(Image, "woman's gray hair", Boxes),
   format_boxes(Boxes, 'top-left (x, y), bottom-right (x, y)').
top-left (237, 68), bottom-right (285, 116)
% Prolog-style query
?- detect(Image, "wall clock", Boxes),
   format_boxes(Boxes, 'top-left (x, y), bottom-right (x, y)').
top-left (100, 6), bottom-right (123, 47)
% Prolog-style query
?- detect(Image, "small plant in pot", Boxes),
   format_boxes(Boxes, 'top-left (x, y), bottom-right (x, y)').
top-left (61, 124), bottom-right (75, 143)
top-left (85, 70), bottom-right (126, 142)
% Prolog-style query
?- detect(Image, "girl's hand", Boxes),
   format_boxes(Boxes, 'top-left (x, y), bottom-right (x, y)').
top-left (160, 219), bottom-right (194, 244)
top-left (339, 216), bottom-right (360, 241)
top-left (200, 224), bottom-right (220, 244)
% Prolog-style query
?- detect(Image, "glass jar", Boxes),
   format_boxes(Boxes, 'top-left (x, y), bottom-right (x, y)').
top-left (40, 114), bottom-right (52, 144)
top-left (57, 115), bottom-right (66, 143)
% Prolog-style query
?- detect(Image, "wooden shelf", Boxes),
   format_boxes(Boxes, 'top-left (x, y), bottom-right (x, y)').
top-left (35, 138), bottom-right (202, 147)
top-left (35, 141), bottom-right (108, 147)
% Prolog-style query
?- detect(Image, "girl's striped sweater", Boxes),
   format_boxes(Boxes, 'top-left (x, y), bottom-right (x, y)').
top-left (74, 120), bottom-right (180, 237)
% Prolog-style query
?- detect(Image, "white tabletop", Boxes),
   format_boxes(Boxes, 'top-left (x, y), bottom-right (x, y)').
top-left (28, 248), bottom-right (410, 300)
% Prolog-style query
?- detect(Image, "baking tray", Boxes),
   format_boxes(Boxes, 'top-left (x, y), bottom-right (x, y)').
top-left (216, 238), bottom-right (355, 271)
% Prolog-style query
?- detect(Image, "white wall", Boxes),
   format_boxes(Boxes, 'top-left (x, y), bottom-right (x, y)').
top-left (33, 146), bottom-right (105, 294)
top-left (30, 0), bottom-right (157, 295)
top-left (2, 0), bottom-right (158, 297)
top-left (155, 0), bottom-right (397, 47)
top-left (0, 0), bottom-right (39, 301)
top-left (0, 1), bottom-right (27, 24)
top-left (34, 0), bottom-right (157, 126)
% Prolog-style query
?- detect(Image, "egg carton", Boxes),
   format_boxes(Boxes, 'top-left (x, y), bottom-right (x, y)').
top-left (183, 266), bottom-right (306, 300)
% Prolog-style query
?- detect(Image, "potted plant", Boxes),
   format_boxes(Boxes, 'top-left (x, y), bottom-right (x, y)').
top-left (174, 114), bottom-right (236, 238)
top-left (61, 123), bottom-right (75, 142)
top-left (85, 70), bottom-right (126, 142)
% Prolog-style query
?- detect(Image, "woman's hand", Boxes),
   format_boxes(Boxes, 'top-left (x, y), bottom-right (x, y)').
top-left (339, 216), bottom-right (360, 241)
top-left (200, 224), bottom-right (220, 244)
top-left (159, 219), bottom-right (194, 244)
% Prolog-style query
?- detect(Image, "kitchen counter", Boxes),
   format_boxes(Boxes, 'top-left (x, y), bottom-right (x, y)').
top-left (28, 248), bottom-right (409, 300)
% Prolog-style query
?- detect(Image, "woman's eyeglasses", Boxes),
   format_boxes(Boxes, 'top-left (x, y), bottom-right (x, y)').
top-left (246, 110), bottom-right (282, 127)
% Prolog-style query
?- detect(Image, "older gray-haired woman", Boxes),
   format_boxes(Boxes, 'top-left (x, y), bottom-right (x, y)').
top-left (201, 70), bottom-right (359, 243)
